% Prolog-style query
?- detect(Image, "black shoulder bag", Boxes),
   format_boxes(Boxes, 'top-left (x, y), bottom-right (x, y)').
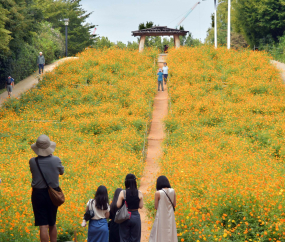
top-left (162, 189), bottom-right (175, 212)
top-left (84, 199), bottom-right (95, 221)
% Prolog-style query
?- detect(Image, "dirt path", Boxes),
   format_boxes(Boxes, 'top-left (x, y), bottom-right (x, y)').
top-left (271, 60), bottom-right (285, 83)
top-left (0, 57), bottom-right (77, 107)
top-left (139, 85), bottom-right (168, 242)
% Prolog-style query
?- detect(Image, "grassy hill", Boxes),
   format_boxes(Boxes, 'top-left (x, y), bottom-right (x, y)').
top-left (0, 48), bottom-right (157, 241)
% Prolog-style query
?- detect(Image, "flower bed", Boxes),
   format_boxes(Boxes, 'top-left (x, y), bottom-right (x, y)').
top-left (0, 48), bottom-right (157, 241)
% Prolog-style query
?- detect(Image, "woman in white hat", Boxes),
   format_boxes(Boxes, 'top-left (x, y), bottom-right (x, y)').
top-left (29, 134), bottom-right (64, 242)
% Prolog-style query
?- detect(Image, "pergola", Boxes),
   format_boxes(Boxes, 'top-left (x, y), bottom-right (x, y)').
top-left (132, 26), bottom-right (189, 52)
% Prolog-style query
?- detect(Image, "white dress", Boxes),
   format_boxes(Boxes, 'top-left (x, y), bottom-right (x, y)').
top-left (149, 188), bottom-right (178, 242)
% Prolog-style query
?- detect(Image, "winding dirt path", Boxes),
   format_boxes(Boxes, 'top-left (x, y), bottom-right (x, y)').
top-left (139, 85), bottom-right (168, 242)
top-left (0, 57), bottom-right (77, 107)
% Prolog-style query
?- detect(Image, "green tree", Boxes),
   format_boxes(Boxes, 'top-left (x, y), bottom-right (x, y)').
top-left (233, 0), bottom-right (285, 47)
top-left (93, 36), bottom-right (114, 49)
top-left (0, 4), bottom-right (12, 53)
top-left (32, 0), bottom-right (94, 55)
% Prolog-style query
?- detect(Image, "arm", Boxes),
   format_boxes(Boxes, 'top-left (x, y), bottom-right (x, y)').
top-left (173, 191), bottom-right (176, 207)
top-left (43, 56), bottom-right (45, 65)
top-left (117, 191), bottom-right (124, 208)
top-left (81, 205), bottom-right (89, 227)
top-left (138, 190), bottom-right (143, 209)
top-left (57, 158), bottom-right (64, 175)
top-left (37, 56), bottom-right (39, 65)
top-left (12, 78), bottom-right (14, 87)
top-left (105, 211), bottom-right (110, 219)
top-left (154, 191), bottom-right (160, 210)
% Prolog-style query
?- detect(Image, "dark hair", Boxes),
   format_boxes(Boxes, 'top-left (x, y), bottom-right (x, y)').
top-left (110, 188), bottom-right (123, 218)
top-left (156, 176), bottom-right (171, 191)
top-left (125, 174), bottom-right (137, 196)
top-left (94, 185), bottom-right (109, 210)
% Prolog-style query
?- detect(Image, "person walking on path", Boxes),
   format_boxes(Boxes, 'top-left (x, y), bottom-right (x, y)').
top-left (157, 69), bottom-right (164, 92)
top-left (5, 76), bottom-right (14, 98)
top-left (109, 188), bottom-right (123, 242)
top-left (82, 185), bottom-right (110, 242)
top-left (149, 176), bottom-right (177, 242)
top-left (29, 134), bottom-right (64, 242)
top-left (37, 52), bottom-right (45, 74)
top-left (162, 63), bottom-right (169, 85)
top-left (117, 174), bottom-right (143, 242)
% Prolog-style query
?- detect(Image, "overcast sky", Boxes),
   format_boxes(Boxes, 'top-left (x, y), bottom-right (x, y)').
top-left (80, 0), bottom-right (215, 44)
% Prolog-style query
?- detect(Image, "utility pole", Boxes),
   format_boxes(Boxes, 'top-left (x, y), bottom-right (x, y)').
top-left (227, 0), bottom-right (231, 49)
top-left (64, 19), bottom-right (69, 57)
top-left (214, 0), bottom-right (217, 48)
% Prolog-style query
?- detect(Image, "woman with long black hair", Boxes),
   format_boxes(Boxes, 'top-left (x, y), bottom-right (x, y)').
top-left (109, 188), bottom-right (123, 242)
top-left (117, 174), bottom-right (143, 242)
top-left (149, 176), bottom-right (177, 242)
top-left (81, 185), bottom-right (110, 242)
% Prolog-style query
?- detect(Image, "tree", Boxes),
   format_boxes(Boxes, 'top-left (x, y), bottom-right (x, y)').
top-left (205, 0), bottom-right (228, 46)
top-left (0, 4), bottom-right (12, 53)
top-left (233, 0), bottom-right (285, 47)
top-left (32, 0), bottom-right (94, 55)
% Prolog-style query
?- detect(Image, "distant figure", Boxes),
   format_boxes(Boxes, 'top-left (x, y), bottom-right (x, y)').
top-left (149, 176), bottom-right (177, 242)
top-left (82, 185), bottom-right (110, 242)
top-left (164, 45), bottom-right (168, 53)
top-left (117, 174), bottom-right (143, 242)
top-left (29, 134), bottom-right (64, 242)
top-left (5, 76), bottom-right (14, 98)
top-left (37, 52), bottom-right (45, 74)
top-left (162, 63), bottom-right (169, 85)
top-left (109, 188), bottom-right (123, 242)
top-left (157, 69), bottom-right (164, 92)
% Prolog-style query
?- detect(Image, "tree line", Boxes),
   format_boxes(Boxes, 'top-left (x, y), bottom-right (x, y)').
top-left (0, 0), bottom-right (94, 88)
top-left (205, 0), bottom-right (285, 61)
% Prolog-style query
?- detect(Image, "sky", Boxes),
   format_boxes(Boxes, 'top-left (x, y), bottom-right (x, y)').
top-left (80, 0), bottom-right (215, 44)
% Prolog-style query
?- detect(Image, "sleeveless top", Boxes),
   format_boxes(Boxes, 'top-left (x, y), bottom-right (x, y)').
top-left (125, 189), bottom-right (140, 209)
top-left (149, 188), bottom-right (177, 242)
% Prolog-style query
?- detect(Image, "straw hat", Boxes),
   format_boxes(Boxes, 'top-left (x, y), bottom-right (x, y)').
top-left (31, 135), bottom-right (56, 156)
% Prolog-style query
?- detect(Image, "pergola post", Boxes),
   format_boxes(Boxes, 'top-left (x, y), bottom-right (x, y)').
top-left (139, 36), bottom-right (146, 52)
top-left (174, 34), bottom-right (180, 48)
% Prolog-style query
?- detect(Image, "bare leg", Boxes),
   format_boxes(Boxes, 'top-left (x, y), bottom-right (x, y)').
top-left (39, 225), bottom-right (49, 242)
top-left (49, 225), bottom-right (57, 242)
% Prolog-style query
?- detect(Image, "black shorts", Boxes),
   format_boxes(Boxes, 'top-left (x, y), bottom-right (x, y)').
top-left (31, 188), bottom-right (58, 226)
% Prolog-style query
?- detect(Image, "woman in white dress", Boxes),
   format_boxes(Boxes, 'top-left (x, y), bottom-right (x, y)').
top-left (149, 176), bottom-right (177, 242)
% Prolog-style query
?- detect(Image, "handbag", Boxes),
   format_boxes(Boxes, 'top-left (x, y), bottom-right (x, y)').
top-left (162, 189), bottom-right (175, 212)
top-left (114, 190), bottom-right (130, 224)
top-left (35, 157), bottom-right (65, 207)
top-left (84, 199), bottom-right (95, 221)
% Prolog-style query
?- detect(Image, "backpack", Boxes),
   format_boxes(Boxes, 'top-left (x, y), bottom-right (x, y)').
top-left (7, 78), bottom-right (12, 85)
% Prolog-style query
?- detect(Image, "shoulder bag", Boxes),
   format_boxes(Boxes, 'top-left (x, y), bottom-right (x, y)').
top-left (114, 190), bottom-right (130, 224)
top-left (35, 157), bottom-right (65, 207)
top-left (84, 199), bottom-right (95, 221)
top-left (162, 189), bottom-right (175, 212)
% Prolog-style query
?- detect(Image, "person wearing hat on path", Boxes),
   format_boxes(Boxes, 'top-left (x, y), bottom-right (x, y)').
top-left (37, 52), bottom-right (45, 74)
top-left (29, 134), bottom-right (64, 242)
top-left (5, 76), bottom-right (14, 98)
top-left (157, 68), bottom-right (164, 92)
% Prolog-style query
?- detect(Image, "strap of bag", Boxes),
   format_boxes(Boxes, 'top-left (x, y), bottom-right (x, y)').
top-left (89, 199), bottom-right (94, 212)
top-left (124, 190), bottom-right (128, 208)
top-left (35, 157), bottom-right (49, 188)
top-left (162, 189), bottom-right (175, 212)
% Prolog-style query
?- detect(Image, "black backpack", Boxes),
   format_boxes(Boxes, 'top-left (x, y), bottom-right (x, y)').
top-left (7, 78), bottom-right (12, 85)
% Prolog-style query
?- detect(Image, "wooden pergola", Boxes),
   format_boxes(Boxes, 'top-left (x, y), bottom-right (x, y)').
top-left (132, 26), bottom-right (189, 52)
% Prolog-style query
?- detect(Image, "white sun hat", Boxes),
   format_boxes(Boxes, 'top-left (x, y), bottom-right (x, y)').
top-left (31, 134), bottom-right (56, 156)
